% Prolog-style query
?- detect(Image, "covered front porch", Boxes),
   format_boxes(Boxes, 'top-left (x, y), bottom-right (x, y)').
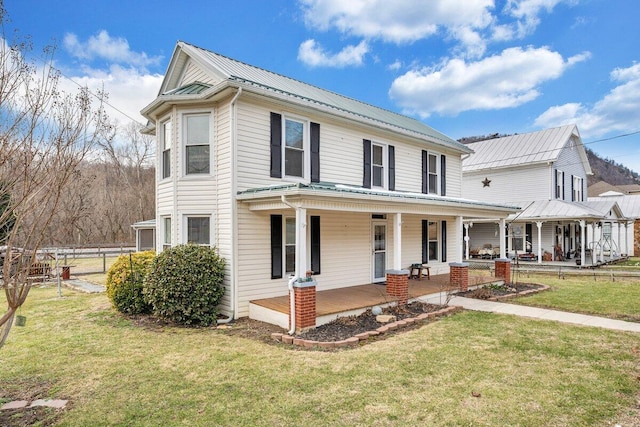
top-left (249, 271), bottom-right (497, 330)
top-left (464, 199), bottom-right (630, 267)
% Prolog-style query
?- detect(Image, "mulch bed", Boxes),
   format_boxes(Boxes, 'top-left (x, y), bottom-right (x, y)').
top-left (296, 301), bottom-right (446, 342)
top-left (457, 282), bottom-right (548, 300)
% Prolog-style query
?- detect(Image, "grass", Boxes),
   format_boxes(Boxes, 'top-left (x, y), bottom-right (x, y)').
top-left (1, 285), bottom-right (640, 426)
top-left (513, 273), bottom-right (640, 322)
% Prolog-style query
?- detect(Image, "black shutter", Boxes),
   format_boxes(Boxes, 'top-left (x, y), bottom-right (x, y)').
top-left (582, 179), bottom-right (585, 201)
top-left (421, 151), bottom-right (428, 194)
top-left (422, 220), bottom-right (428, 263)
top-left (441, 221), bottom-right (447, 262)
top-left (571, 174), bottom-right (575, 201)
top-left (363, 139), bottom-right (371, 188)
top-left (270, 112), bottom-right (282, 178)
top-left (270, 215), bottom-right (283, 279)
top-left (526, 223), bottom-right (533, 252)
top-left (388, 145), bottom-right (395, 191)
top-left (440, 155), bottom-right (446, 196)
top-left (310, 122), bottom-right (320, 183)
top-left (310, 216), bottom-right (321, 274)
top-left (562, 171), bottom-right (565, 200)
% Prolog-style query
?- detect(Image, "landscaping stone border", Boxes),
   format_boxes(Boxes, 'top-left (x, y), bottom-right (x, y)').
top-left (270, 305), bottom-right (462, 349)
top-left (483, 284), bottom-right (550, 302)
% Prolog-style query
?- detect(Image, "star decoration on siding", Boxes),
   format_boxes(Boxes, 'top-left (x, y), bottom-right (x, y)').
top-left (482, 177), bottom-right (491, 187)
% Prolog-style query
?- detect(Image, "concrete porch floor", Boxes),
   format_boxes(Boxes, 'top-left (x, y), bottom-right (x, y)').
top-left (250, 272), bottom-right (496, 319)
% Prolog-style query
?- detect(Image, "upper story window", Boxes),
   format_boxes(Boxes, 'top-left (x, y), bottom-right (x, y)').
top-left (185, 114), bottom-right (210, 175)
top-left (363, 139), bottom-right (394, 190)
top-left (573, 175), bottom-right (583, 201)
top-left (161, 120), bottom-right (172, 179)
top-left (422, 151), bottom-right (445, 196)
top-left (270, 112), bottom-right (320, 183)
top-left (186, 216), bottom-right (210, 245)
top-left (555, 170), bottom-right (564, 199)
top-left (371, 143), bottom-right (386, 188)
top-left (283, 117), bottom-right (308, 180)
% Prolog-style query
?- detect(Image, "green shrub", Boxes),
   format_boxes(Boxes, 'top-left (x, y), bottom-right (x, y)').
top-left (105, 251), bottom-right (155, 315)
top-left (143, 244), bottom-right (226, 326)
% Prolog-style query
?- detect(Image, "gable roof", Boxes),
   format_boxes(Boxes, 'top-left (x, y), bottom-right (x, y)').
top-left (506, 199), bottom-right (624, 222)
top-left (142, 41), bottom-right (470, 154)
top-left (462, 124), bottom-right (591, 173)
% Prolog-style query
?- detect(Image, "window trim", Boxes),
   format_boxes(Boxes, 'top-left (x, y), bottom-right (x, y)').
top-left (182, 214), bottom-right (213, 246)
top-left (370, 142), bottom-right (388, 189)
top-left (284, 216), bottom-right (296, 275)
top-left (161, 118), bottom-right (172, 180)
top-left (281, 114), bottom-right (310, 182)
top-left (422, 150), bottom-right (443, 195)
top-left (182, 111), bottom-right (213, 177)
top-left (573, 175), bottom-right (583, 202)
top-left (162, 216), bottom-right (172, 251)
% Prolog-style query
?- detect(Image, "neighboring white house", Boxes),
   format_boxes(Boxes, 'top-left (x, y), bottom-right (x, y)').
top-left (588, 188), bottom-right (640, 256)
top-left (461, 125), bottom-right (629, 265)
top-left (131, 219), bottom-right (156, 252)
top-left (139, 41), bottom-right (518, 324)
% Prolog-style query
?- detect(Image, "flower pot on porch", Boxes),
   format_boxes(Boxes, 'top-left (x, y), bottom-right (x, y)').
top-left (575, 259), bottom-right (581, 266)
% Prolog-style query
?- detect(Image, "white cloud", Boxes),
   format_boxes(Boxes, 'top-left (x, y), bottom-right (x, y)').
top-left (503, 0), bottom-right (575, 37)
top-left (299, 0), bottom-right (494, 58)
top-left (389, 46), bottom-right (589, 117)
top-left (64, 30), bottom-right (162, 70)
top-left (59, 64), bottom-right (163, 125)
top-left (535, 63), bottom-right (640, 137)
top-left (298, 39), bottom-right (368, 67)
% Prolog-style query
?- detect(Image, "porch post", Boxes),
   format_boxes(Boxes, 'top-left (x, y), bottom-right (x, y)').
top-left (591, 221), bottom-right (597, 265)
top-left (464, 223), bottom-right (471, 260)
top-left (579, 220), bottom-right (585, 267)
top-left (536, 221), bottom-right (543, 264)
top-left (456, 215), bottom-right (463, 262)
top-left (499, 218), bottom-right (506, 259)
top-left (625, 222), bottom-right (630, 256)
top-left (617, 222), bottom-right (622, 258)
top-left (295, 208), bottom-right (308, 278)
top-left (393, 213), bottom-right (402, 270)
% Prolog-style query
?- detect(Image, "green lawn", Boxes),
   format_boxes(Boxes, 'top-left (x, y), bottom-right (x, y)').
top-left (2, 286), bottom-right (640, 426)
top-left (513, 274), bottom-right (640, 322)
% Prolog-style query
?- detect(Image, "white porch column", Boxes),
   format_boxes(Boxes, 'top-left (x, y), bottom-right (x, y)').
top-left (500, 218), bottom-right (506, 259)
top-left (536, 221), bottom-right (543, 264)
top-left (456, 216), bottom-right (463, 262)
top-left (393, 213), bottom-right (402, 270)
top-left (617, 222), bottom-right (622, 258)
top-left (464, 222), bottom-right (471, 260)
top-left (579, 220), bottom-right (586, 267)
top-left (600, 222), bottom-right (605, 263)
top-left (295, 207), bottom-right (308, 278)
top-left (591, 222), bottom-right (597, 265)
top-left (625, 222), bottom-right (630, 256)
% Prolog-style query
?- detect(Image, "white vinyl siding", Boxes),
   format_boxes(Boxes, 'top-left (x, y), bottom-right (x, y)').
top-left (180, 59), bottom-right (219, 86)
top-left (462, 164), bottom-right (550, 203)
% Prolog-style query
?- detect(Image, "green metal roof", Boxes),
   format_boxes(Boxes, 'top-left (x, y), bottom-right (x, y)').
top-left (176, 41), bottom-right (471, 154)
top-left (163, 81), bottom-right (212, 96)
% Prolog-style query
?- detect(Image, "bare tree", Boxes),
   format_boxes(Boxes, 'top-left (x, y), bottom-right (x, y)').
top-left (0, 12), bottom-right (111, 348)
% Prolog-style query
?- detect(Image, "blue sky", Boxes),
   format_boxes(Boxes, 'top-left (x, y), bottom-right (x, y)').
top-left (6, 0), bottom-right (640, 174)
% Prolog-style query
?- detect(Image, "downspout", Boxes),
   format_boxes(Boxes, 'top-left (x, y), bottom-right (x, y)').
top-left (281, 194), bottom-right (299, 335)
top-left (218, 87), bottom-right (243, 324)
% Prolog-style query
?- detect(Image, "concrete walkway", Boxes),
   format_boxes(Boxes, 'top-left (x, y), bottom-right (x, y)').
top-left (420, 293), bottom-right (640, 333)
top-left (64, 278), bottom-right (105, 293)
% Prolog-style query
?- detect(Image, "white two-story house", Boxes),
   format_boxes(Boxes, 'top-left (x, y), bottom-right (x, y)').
top-left (140, 41), bottom-right (518, 325)
top-left (462, 125), bottom-right (628, 265)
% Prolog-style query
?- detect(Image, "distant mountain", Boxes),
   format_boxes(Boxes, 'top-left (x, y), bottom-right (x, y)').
top-left (458, 134), bottom-right (640, 186)
top-left (584, 148), bottom-right (640, 186)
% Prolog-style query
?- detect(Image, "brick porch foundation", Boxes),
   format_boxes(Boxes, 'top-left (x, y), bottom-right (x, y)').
top-left (494, 259), bottom-right (511, 284)
top-left (292, 281), bottom-right (316, 332)
top-left (386, 270), bottom-right (409, 306)
top-left (449, 262), bottom-right (469, 291)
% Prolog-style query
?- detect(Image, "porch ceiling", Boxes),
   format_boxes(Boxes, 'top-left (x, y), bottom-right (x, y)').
top-left (237, 182), bottom-right (519, 218)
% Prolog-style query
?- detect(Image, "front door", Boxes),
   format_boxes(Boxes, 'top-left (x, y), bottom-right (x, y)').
top-left (372, 222), bottom-right (387, 283)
